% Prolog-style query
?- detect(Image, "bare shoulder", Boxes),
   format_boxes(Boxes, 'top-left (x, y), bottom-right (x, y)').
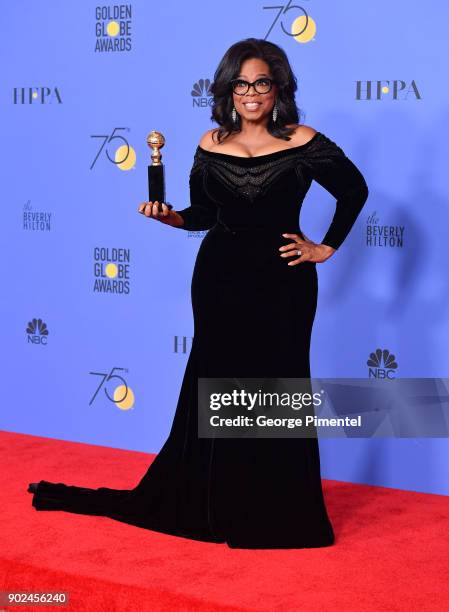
top-left (198, 128), bottom-right (222, 151)
top-left (285, 124), bottom-right (318, 146)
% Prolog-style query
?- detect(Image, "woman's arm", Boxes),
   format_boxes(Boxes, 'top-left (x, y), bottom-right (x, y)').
top-left (137, 159), bottom-right (218, 230)
top-left (176, 156), bottom-right (218, 231)
top-left (307, 133), bottom-right (369, 250)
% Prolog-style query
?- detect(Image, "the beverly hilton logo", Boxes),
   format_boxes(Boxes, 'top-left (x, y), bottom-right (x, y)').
top-left (23, 200), bottom-right (52, 231)
top-left (366, 212), bottom-right (404, 247)
top-left (26, 318), bottom-right (49, 345)
top-left (95, 4), bottom-right (132, 53)
top-left (191, 79), bottom-right (213, 108)
top-left (367, 348), bottom-right (398, 379)
top-left (186, 229), bottom-right (209, 239)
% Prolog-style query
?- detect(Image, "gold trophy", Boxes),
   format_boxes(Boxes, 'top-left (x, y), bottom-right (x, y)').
top-left (146, 130), bottom-right (172, 211)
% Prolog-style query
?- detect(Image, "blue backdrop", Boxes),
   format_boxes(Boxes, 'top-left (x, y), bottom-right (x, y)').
top-left (2, 1), bottom-right (448, 495)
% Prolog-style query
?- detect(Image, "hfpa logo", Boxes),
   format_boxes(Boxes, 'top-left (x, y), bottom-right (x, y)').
top-left (356, 80), bottom-right (421, 100)
top-left (173, 335), bottom-right (193, 354)
top-left (367, 348), bottom-right (398, 378)
top-left (26, 318), bottom-right (49, 345)
top-left (191, 78), bottom-right (213, 108)
top-left (13, 87), bottom-right (62, 104)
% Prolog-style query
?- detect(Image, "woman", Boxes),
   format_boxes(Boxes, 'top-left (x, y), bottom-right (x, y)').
top-left (29, 38), bottom-right (369, 549)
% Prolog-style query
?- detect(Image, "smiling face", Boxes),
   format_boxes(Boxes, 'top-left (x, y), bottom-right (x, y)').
top-left (232, 57), bottom-right (278, 124)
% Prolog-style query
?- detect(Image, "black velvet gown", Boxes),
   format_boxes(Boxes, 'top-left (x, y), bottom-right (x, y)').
top-left (30, 130), bottom-right (369, 549)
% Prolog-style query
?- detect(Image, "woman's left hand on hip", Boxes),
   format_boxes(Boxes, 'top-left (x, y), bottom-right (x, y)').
top-left (279, 233), bottom-right (335, 265)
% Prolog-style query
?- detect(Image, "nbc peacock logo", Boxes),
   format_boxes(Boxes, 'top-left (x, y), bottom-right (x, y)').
top-left (26, 318), bottom-right (49, 345)
top-left (191, 79), bottom-right (213, 108)
top-left (367, 348), bottom-right (398, 379)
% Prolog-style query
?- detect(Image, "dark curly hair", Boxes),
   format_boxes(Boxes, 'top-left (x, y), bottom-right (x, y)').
top-left (209, 37), bottom-right (304, 144)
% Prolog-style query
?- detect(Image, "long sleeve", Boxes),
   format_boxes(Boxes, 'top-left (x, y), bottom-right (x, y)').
top-left (306, 133), bottom-right (369, 250)
top-left (176, 153), bottom-right (218, 231)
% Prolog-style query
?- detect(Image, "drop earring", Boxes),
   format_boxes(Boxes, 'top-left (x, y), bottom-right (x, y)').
top-left (272, 99), bottom-right (278, 122)
top-left (232, 106), bottom-right (238, 123)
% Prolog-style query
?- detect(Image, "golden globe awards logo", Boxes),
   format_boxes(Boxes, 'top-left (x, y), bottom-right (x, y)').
top-left (93, 247), bottom-right (131, 293)
top-left (95, 4), bottom-right (132, 53)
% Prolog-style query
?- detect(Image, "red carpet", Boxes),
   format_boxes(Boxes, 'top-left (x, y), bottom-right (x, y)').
top-left (1, 430), bottom-right (448, 611)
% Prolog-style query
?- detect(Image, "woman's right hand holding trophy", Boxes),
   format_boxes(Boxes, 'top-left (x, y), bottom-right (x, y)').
top-left (138, 201), bottom-right (184, 228)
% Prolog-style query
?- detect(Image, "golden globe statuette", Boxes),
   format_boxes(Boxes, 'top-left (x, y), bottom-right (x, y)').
top-left (146, 130), bottom-right (172, 211)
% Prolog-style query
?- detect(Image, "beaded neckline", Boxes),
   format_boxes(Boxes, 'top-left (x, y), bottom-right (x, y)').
top-left (196, 131), bottom-right (323, 163)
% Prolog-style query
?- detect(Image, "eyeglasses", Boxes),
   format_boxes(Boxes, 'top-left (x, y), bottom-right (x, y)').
top-left (230, 77), bottom-right (275, 95)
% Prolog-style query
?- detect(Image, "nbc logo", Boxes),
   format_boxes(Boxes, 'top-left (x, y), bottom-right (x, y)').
top-left (191, 79), bottom-right (213, 108)
top-left (26, 318), bottom-right (49, 345)
top-left (367, 348), bottom-right (398, 379)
